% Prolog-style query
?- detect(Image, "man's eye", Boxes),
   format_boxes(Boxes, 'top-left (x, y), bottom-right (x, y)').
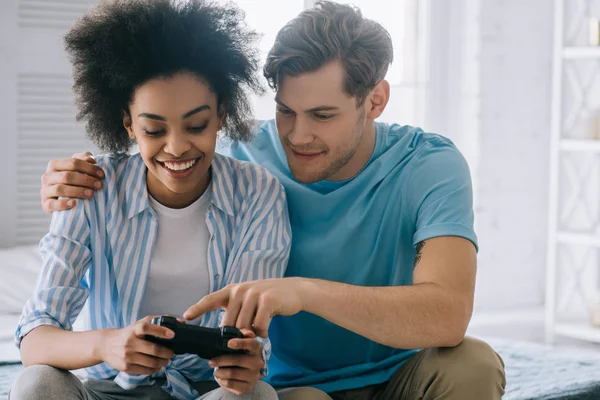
top-left (314, 114), bottom-right (333, 120)
top-left (278, 108), bottom-right (293, 115)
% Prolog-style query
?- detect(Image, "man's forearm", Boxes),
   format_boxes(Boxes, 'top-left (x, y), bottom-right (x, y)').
top-left (20, 325), bottom-right (106, 370)
top-left (298, 278), bottom-right (472, 349)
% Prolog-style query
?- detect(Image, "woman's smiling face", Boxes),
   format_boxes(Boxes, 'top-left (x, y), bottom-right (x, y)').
top-left (124, 71), bottom-right (224, 208)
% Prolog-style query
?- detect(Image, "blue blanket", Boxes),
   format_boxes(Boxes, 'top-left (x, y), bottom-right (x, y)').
top-left (488, 339), bottom-right (600, 400)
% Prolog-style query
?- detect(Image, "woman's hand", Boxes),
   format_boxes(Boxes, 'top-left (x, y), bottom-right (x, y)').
top-left (99, 316), bottom-right (175, 375)
top-left (209, 329), bottom-right (265, 395)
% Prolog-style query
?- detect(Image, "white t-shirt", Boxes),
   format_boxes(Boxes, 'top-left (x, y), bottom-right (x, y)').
top-left (138, 187), bottom-right (212, 325)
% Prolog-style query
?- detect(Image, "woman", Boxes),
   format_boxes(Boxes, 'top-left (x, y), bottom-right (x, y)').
top-left (11, 1), bottom-right (290, 399)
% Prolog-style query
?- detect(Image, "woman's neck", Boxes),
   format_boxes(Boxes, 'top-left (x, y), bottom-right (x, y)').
top-left (146, 170), bottom-right (211, 209)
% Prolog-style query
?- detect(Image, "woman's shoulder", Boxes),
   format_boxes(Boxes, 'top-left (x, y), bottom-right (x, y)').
top-left (84, 153), bottom-right (146, 218)
top-left (212, 153), bottom-right (285, 204)
top-left (49, 153), bottom-right (143, 233)
top-left (94, 153), bottom-right (144, 188)
top-left (94, 152), bottom-right (139, 174)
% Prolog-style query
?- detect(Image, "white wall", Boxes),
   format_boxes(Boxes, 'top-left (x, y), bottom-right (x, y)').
top-left (475, 0), bottom-right (554, 312)
top-left (0, 0), bottom-right (18, 247)
top-left (430, 0), bottom-right (555, 312)
top-left (0, 0), bottom-right (100, 248)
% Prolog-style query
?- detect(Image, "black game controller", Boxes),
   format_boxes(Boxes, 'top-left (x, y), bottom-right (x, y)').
top-left (145, 316), bottom-right (245, 359)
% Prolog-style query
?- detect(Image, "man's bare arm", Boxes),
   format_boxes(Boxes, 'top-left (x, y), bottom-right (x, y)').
top-left (186, 236), bottom-right (476, 349)
top-left (298, 236), bottom-right (476, 348)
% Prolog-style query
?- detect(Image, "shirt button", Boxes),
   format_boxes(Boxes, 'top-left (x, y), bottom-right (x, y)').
top-left (214, 274), bottom-right (220, 280)
top-left (210, 235), bottom-right (215, 241)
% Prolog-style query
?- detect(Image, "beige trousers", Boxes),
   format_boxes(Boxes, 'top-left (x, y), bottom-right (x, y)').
top-left (277, 337), bottom-right (506, 400)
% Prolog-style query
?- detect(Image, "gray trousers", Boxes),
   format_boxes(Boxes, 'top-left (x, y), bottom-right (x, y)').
top-left (9, 365), bottom-right (278, 400)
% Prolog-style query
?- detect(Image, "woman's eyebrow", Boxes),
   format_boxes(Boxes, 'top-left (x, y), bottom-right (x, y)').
top-left (137, 105), bottom-right (210, 121)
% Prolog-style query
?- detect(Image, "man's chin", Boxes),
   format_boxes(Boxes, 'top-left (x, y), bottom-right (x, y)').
top-left (289, 168), bottom-right (327, 184)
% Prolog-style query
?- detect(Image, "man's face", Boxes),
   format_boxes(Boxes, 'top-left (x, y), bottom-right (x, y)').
top-left (275, 61), bottom-right (371, 184)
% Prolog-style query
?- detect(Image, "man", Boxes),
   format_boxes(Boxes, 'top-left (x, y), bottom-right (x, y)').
top-left (40, 2), bottom-right (505, 399)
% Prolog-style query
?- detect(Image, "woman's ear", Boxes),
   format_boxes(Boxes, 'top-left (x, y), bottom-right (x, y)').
top-left (217, 105), bottom-right (226, 131)
top-left (122, 110), bottom-right (135, 139)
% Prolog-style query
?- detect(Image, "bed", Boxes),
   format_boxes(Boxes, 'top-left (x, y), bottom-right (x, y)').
top-left (0, 315), bottom-right (19, 365)
top-left (2, 339), bottom-right (600, 399)
top-left (1, 246), bottom-right (600, 399)
top-left (0, 245), bottom-right (39, 366)
top-left (490, 338), bottom-right (600, 399)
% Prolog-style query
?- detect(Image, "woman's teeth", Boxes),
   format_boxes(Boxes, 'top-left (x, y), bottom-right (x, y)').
top-left (163, 159), bottom-right (197, 171)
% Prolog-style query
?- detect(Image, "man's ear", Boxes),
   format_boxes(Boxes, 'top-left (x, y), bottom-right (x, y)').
top-left (122, 110), bottom-right (135, 139)
top-left (365, 79), bottom-right (390, 120)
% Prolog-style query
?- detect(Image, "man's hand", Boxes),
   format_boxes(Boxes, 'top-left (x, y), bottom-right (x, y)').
top-left (184, 278), bottom-right (305, 337)
top-left (99, 316), bottom-right (175, 375)
top-left (41, 151), bottom-right (105, 213)
top-left (209, 329), bottom-right (264, 395)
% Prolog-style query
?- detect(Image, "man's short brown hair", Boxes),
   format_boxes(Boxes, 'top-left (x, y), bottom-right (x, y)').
top-left (263, 1), bottom-right (393, 106)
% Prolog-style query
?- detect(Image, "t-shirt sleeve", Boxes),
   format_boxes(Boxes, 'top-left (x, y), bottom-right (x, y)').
top-left (406, 138), bottom-right (478, 251)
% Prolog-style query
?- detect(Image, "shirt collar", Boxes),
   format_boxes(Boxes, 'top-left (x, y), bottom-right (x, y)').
top-left (125, 152), bottom-right (235, 220)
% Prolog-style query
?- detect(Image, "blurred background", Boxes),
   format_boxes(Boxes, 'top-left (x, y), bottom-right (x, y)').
top-left (1, 0), bottom-right (600, 354)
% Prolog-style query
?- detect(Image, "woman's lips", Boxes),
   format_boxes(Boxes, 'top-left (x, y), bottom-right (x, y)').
top-left (157, 157), bottom-right (201, 179)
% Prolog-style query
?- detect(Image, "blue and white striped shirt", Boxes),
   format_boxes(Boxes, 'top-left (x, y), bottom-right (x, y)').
top-left (15, 152), bottom-right (291, 399)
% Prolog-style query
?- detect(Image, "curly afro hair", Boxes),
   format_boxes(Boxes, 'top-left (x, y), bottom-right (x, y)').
top-left (65, 0), bottom-right (264, 154)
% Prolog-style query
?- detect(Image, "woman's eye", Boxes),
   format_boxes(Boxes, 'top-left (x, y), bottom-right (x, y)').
top-left (143, 129), bottom-right (165, 136)
top-left (189, 124), bottom-right (208, 133)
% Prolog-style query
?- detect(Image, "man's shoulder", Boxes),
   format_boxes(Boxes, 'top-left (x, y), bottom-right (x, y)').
top-left (218, 119), bottom-right (279, 160)
top-left (382, 122), bottom-right (457, 155)
top-left (379, 122), bottom-right (466, 171)
top-left (252, 119), bottom-right (278, 144)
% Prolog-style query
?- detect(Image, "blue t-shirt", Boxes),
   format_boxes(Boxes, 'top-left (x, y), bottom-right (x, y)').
top-left (219, 120), bottom-right (477, 392)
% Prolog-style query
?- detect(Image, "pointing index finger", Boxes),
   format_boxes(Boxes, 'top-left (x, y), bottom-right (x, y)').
top-left (183, 289), bottom-right (230, 320)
